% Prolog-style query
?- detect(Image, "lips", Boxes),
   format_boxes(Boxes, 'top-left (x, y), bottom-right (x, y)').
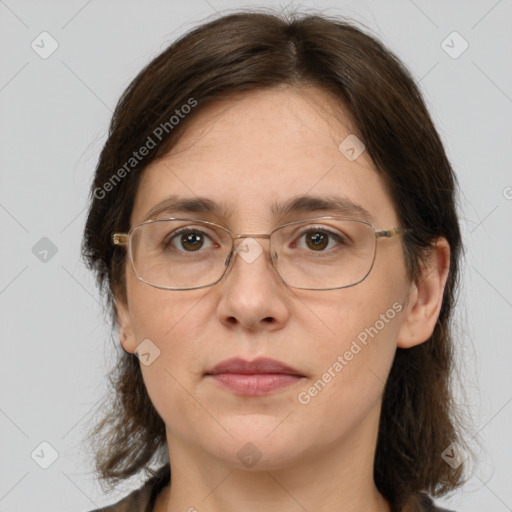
top-left (205, 357), bottom-right (305, 396)
top-left (206, 357), bottom-right (303, 377)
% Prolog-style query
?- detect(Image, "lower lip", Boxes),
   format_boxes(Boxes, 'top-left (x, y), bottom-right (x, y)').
top-left (207, 373), bottom-right (303, 396)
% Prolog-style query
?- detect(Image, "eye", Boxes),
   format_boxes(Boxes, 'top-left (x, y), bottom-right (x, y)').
top-left (290, 227), bottom-right (346, 252)
top-left (164, 228), bottom-right (217, 252)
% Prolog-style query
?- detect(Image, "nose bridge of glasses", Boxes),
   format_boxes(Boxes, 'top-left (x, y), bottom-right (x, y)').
top-left (233, 233), bottom-right (272, 241)
top-left (231, 233), bottom-right (272, 253)
top-left (224, 233), bottom-right (277, 270)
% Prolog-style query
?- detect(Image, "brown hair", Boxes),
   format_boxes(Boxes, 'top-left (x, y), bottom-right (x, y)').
top-left (82, 8), bottom-right (467, 510)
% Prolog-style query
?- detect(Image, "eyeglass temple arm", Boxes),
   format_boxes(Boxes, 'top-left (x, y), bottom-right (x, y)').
top-left (375, 227), bottom-right (410, 238)
top-left (112, 233), bottom-right (129, 246)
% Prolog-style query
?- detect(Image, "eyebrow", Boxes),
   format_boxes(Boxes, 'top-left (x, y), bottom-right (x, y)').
top-left (142, 194), bottom-right (373, 224)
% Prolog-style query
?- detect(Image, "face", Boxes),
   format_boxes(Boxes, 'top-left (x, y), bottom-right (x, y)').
top-left (118, 85), bottom-right (416, 472)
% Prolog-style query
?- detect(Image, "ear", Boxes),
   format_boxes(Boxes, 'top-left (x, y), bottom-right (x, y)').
top-left (397, 237), bottom-right (451, 349)
top-left (115, 297), bottom-right (137, 354)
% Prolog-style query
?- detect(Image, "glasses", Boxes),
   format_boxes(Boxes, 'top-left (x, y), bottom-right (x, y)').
top-left (112, 217), bottom-right (409, 291)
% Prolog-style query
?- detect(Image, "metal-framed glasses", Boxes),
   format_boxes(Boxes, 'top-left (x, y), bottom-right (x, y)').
top-left (112, 216), bottom-right (409, 291)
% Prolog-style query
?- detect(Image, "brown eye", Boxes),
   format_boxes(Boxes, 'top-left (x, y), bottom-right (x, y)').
top-left (291, 228), bottom-right (345, 252)
top-left (305, 231), bottom-right (329, 251)
top-left (179, 231), bottom-right (205, 251)
top-left (163, 228), bottom-right (214, 252)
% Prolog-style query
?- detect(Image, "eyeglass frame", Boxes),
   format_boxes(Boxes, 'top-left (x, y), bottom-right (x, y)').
top-left (112, 216), bottom-right (410, 291)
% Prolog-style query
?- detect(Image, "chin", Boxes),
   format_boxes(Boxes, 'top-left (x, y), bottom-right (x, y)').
top-left (206, 421), bottom-right (308, 471)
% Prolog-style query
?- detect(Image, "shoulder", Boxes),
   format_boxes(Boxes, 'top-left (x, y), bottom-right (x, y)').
top-left (85, 464), bottom-right (170, 512)
top-left (418, 492), bottom-right (457, 512)
top-left (86, 486), bottom-right (151, 512)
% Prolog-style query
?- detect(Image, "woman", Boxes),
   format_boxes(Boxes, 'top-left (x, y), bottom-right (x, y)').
top-left (82, 9), bottom-right (466, 512)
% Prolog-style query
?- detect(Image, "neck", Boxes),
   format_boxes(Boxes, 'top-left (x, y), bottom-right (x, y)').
top-left (154, 403), bottom-right (391, 512)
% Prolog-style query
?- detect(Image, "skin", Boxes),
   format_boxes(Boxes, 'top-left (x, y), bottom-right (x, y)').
top-left (117, 85), bottom-right (450, 512)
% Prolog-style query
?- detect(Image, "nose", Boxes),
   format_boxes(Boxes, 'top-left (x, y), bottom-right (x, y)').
top-left (216, 237), bottom-right (291, 331)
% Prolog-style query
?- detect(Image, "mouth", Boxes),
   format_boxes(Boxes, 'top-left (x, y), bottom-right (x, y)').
top-left (205, 357), bottom-right (305, 396)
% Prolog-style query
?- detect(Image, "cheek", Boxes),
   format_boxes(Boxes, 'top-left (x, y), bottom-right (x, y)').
top-left (300, 293), bottom-right (402, 390)
top-left (291, 300), bottom-right (402, 450)
top-left (126, 279), bottom-right (217, 376)
top-left (293, 258), bottom-right (407, 415)
top-left (126, 268), bottom-right (210, 340)
top-left (127, 286), bottom-right (215, 432)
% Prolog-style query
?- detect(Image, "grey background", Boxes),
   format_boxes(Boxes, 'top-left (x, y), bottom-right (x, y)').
top-left (1, 1), bottom-right (511, 511)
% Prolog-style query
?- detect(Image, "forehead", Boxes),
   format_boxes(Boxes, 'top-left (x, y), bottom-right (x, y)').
top-left (131, 86), bottom-right (398, 229)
